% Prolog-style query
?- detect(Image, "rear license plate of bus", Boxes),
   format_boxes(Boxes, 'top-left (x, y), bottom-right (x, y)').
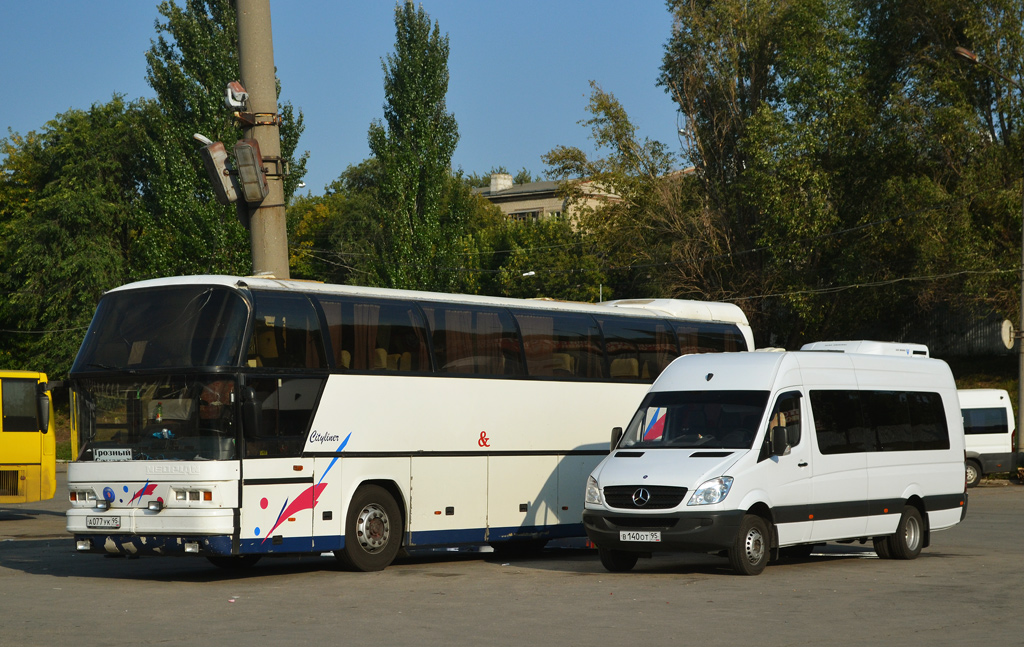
top-left (620, 530), bottom-right (660, 542)
top-left (86, 516), bottom-right (120, 529)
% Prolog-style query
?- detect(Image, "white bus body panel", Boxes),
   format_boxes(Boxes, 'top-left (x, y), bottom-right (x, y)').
top-left (300, 374), bottom-right (647, 546)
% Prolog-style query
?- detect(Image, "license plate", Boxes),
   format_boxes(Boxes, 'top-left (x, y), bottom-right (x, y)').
top-left (86, 516), bottom-right (121, 529)
top-left (620, 530), bottom-right (661, 542)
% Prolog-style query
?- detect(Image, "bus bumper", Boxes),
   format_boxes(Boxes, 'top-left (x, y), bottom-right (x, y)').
top-left (72, 533), bottom-right (235, 556)
top-left (67, 507), bottom-right (237, 556)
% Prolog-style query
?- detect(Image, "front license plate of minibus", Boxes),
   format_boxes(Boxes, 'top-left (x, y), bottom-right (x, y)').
top-left (86, 516), bottom-right (121, 529)
top-left (620, 530), bottom-right (660, 542)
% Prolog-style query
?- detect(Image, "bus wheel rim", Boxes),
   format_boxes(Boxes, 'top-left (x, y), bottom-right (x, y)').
top-left (356, 504), bottom-right (390, 552)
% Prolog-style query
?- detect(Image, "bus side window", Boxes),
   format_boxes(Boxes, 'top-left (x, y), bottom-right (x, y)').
top-left (597, 316), bottom-right (680, 383)
top-left (1, 378), bottom-right (41, 432)
top-left (249, 292), bottom-right (327, 370)
top-left (513, 311), bottom-right (603, 379)
top-left (422, 304), bottom-right (523, 377)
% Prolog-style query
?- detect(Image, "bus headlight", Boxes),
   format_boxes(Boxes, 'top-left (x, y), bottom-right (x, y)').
top-left (585, 476), bottom-right (603, 505)
top-left (687, 476), bottom-right (734, 506)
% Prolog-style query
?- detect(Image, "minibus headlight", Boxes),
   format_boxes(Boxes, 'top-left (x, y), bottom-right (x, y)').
top-left (687, 476), bottom-right (734, 506)
top-left (585, 476), bottom-right (603, 505)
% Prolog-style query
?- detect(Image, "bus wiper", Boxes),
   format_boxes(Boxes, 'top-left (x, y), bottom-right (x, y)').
top-left (87, 363), bottom-right (118, 370)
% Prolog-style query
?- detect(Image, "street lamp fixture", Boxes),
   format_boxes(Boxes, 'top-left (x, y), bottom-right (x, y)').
top-left (955, 46), bottom-right (1024, 473)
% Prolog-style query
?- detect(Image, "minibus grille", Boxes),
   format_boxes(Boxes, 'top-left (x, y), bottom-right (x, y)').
top-left (603, 485), bottom-right (688, 510)
top-left (0, 470), bottom-right (22, 496)
top-left (607, 516), bottom-right (679, 529)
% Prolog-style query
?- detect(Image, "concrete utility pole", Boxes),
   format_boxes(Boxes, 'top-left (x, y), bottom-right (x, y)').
top-left (236, 0), bottom-right (289, 279)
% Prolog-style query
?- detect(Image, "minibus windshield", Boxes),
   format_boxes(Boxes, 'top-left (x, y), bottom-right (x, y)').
top-left (619, 390), bottom-right (770, 450)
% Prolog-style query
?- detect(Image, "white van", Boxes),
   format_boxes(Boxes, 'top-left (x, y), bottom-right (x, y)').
top-left (583, 350), bottom-right (968, 575)
top-left (959, 388), bottom-right (1016, 486)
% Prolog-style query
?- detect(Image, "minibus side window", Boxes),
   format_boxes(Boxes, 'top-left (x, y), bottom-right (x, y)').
top-left (760, 391), bottom-right (802, 461)
top-left (810, 390), bottom-right (873, 454)
top-left (963, 408), bottom-right (1008, 435)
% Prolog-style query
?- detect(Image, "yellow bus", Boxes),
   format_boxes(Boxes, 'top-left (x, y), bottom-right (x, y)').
top-left (0, 371), bottom-right (56, 504)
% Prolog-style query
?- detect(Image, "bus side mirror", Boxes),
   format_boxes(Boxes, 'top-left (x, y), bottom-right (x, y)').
top-left (241, 386), bottom-right (262, 437)
top-left (36, 383), bottom-right (50, 434)
top-left (770, 426), bottom-right (789, 457)
top-left (610, 426), bottom-right (623, 451)
top-left (37, 395), bottom-right (50, 433)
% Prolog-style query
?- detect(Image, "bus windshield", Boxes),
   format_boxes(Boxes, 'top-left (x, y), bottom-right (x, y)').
top-left (74, 376), bottom-right (238, 461)
top-left (619, 390), bottom-right (770, 450)
top-left (72, 285), bottom-right (249, 372)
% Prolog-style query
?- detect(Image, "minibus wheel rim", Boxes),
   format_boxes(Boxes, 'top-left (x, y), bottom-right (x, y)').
top-left (904, 514), bottom-right (921, 552)
top-left (743, 526), bottom-right (766, 564)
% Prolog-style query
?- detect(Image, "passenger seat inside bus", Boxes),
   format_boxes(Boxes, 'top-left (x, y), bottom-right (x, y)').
top-left (610, 358), bottom-right (639, 379)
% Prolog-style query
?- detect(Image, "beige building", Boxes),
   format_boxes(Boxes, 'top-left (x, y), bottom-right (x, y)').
top-left (473, 173), bottom-right (619, 224)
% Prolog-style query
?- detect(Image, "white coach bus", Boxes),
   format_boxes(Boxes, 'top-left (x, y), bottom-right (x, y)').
top-left (65, 276), bottom-right (752, 570)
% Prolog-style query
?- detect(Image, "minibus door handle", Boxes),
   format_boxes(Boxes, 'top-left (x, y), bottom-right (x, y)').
top-left (798, 461), bottom-right (808, 468)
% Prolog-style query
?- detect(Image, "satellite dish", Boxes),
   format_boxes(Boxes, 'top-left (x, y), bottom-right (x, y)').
top-left (1002, 319), bottom-right (1015, 350)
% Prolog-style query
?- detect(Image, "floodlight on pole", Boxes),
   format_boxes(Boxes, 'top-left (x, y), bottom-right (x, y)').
top-left (194, 133), bottom-right (238, 205)
top-left (233, 138), bottom-right (269, 204)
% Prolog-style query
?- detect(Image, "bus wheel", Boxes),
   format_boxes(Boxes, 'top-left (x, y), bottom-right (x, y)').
top-left (337, 485), bottom-right (402, 572)
top-left (206, 555), bottom-right (261, 569)
top-left (889, 506), bottom-right (923, 560)
top-left (598, 547), bottom-right (638, 572)
top-left (729, 515), bottom-right (769, 575)
top-left (965, 460), bottom-right (982, 488)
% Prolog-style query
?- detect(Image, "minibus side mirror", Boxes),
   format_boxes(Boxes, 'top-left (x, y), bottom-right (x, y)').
top-left (610, 426), bottom-right (623, 451)
top-left (770, 426), bottom-right (789, 457)
top-left (241, 386), bottom-right (262, 437)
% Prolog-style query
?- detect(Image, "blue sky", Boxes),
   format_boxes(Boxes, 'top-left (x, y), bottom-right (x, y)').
top-left (1, 1), bottom-right (682, 195)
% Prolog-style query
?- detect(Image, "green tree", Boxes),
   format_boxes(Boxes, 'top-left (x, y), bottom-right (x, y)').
top-left (140, 0), bottom-right (306, 277)
top-left (367, 2), bottom-right (462, 291)
top-left (288, 159), bottom-right (381, 284)
top-left (0, 98), bottom-right (157, 376)
top-left (543, 82), bottom-right (679, 299)
top-left (476, 219), bottom-right (605, 302)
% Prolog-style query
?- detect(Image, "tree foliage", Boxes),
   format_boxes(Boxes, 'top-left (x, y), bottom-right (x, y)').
top-left (367, 2), bottom-right (463, 291)
top-left (657, 0), bottom-right (1024, 347)
top-left (0, 99), bottom-right (157, 374)
top-left (0, 0), bottom-right (307, 376)
top-left (140, 0), bottom-right (306, 277)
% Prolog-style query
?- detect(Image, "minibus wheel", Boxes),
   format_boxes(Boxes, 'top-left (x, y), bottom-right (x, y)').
top-left (889, 506), bottom-right (923, 560)
top-left (337, 485), bottom-right (402, 572)
top-left (598, 547), bottom-right (639, 572)
top-left (729, 515), bottom-right (769, 575)
top-left (872, 537), bottom-right (891, 559)
top-left (965, 460), bottom-right (982, 488)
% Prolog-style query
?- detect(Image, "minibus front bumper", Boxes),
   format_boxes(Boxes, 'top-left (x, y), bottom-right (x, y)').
top-left (582, 508), bottom-right (747, 553)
